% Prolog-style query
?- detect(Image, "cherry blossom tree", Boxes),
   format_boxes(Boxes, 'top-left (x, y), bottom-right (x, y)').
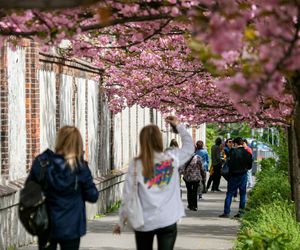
top-left (192, 0), bottom-right (300, 219)
top-left (0, 0), bottom-right (299, 218)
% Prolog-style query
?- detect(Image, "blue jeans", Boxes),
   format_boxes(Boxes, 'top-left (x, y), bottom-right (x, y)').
top-left (247, 169), bottom-right (253, 187)
top-left (224, 173), bottom-right (247, 215)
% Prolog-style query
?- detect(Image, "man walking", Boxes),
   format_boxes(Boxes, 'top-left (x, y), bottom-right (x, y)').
top-left (219, 137), bottom-right (253, 218)
top-left (209, 137), bottom-right (223, 192)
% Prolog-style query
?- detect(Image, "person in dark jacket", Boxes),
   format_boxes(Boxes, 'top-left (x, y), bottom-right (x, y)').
top-left (208, 137), bottom-right (223, 192)
top-left (26, 126), bottom-right (99, 250)
top-left (219, 137), bottom-right (253, 218)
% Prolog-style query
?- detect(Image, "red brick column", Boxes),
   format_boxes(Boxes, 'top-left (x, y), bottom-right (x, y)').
top-left (0, 45), bottom-right (8, 178)
top-left (25, 40), bottom-right (40, 171)
top-left (85, 79), bottom-right (89, 161)
top-left (56, 66), bottom-right (62, 131)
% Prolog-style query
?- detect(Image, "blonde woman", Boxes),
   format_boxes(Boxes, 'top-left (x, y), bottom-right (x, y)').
top-left (114, 116), bottom-right (194, 250)
top-left (26, 126), bottom-right (98, 250)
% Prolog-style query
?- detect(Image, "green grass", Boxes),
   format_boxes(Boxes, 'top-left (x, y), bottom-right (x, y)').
top-left (94, 200), bottom-right (122, 219)
top-left (107, 200), bottom-right (121, 213)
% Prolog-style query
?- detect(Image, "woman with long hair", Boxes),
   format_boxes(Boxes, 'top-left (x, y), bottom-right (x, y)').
top-left (114, 116), bottom-right (194, 250)
top-left (26, 126), bottom-right (98, 250)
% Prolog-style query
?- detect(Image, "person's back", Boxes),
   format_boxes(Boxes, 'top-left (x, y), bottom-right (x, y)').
top-left (211, 144), bottom-right (222, 166)
top-left (183, 155), bottom-right (202, 182)
top-left (134, 151), bottom-right (184, 230)
top-left (228, 147), bottom-right (253, 176)
top-left (209, 138), bottom-right (223, 191)
top-left (195, 148), bottom-right (209, 171)
top-left (116, 116), bottom-right (194, 250)
top-left (26, 126), bottom-right (98, 250)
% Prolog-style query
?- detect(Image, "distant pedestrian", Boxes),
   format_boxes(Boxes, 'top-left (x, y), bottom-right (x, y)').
top-left (219, 137), bottom-right (253, 218)
top-left (209, 137), bottom-right (223, 192)
top-left (182, 149), bottom-right (206, 210)
top-left (26, 126), bottom-right (99, 250)
top-left (223, 138), bottom-right (238, 200)
top-left (114, 116), bottom-right (194, 250)
top-left (170, 139), bottom-right (179, 148)
top-left (195, 140), bottom-right (209, 195)
top-left (243, 139), bottom-right (253, 188)
top-left (195, 140), bottom-right (209, 172)
top-left (224, 138), bottom-right (233, 158)
top-left (165, 138), bottom-right (179, 151)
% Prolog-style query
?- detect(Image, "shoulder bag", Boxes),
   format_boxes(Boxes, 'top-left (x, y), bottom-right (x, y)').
top-left (126, 160), bottom-right (144, 230)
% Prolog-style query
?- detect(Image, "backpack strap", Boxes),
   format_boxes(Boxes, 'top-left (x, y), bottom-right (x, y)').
top-left (184, 154), bottom-right (196, 171)
top-left (38, 158), bottom-right (49, 188)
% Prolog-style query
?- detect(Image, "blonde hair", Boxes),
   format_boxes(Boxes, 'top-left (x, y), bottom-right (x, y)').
top-left (136, 124), bottom-right (163, 179)
top-left (55, 126), bottom-right (84, 170)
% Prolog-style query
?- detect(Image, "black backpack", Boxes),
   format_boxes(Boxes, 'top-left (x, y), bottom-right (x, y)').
top-left (19, 158), bottom-right (49, 236)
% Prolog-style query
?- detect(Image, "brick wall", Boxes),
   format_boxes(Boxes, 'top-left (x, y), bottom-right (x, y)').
top-left (0, 42), bottom-right (103, 182)
top-left (0, 45), bottom-right (8, 180)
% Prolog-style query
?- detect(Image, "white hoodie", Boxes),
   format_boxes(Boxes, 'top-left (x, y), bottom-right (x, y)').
top-left (119, 124), bottom-right (194, 232)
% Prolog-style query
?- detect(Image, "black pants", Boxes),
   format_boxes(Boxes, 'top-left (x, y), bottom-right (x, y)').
top-left (184, 180), bottom-right (200, 209)
top-left (135, 223), bottom-right (177, 250)
top-left (206, 175), bottom-right (213, 190)
top-left (212, 163), bottom-right (222, 191)
top-left (38, 236), bottom-right (80, 250)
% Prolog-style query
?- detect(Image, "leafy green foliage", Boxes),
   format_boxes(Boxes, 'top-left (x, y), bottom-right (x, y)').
top-left (234, 136), bottom-right (299, 250)
top-left (107, 200), bottom-right (121, 213)
top-left (206, 123), bottom-right (252, 141)
top-left (94, 200), bottom-right (121, 219)
top-left (246, 164), bottom-right (290, 211)
top-left (235, 201), bottom-right (300, 250)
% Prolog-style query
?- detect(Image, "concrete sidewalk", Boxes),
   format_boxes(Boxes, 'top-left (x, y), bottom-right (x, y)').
top-left (20, 181), bottom-right (240, 250)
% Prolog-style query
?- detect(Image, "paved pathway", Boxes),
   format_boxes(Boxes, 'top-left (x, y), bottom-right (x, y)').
top-left (20, 180), bottom-right (240, 250)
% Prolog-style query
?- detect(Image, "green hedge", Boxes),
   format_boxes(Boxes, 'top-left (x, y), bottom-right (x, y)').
top-left (235, 201), bottom-right (300, 250)
top-left (246, 159), bottom-right (290, 211)
top-left (235, 158), bottom-right (300, 250)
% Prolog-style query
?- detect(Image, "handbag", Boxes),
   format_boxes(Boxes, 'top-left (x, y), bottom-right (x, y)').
top-left (221, 160), bottom-right (229, 180)
top-left (126, 160), bottom-right (144, 229)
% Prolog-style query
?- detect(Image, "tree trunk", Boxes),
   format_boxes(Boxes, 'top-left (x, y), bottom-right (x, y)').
top-left (110, 111), bottom-right (115, 171)
top-left (289, 73), bottom-right (300, 221)
top-left (293, 100), bottom-right (300, 221)
top-left (287, 126), bottom-right (295, 201)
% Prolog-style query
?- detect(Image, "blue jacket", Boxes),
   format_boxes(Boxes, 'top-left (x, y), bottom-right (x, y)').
top-left (26, 149), bottom-right (99, 240)
top-left (195, 149), bottom-right (210, 172)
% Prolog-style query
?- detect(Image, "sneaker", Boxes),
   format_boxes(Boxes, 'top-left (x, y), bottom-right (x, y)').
top-left (219, 213), bottom-right (230, 218)
top-left (233, 213), bottom-right (242, 218)
top-left (191, 207), bottom-right (198, 211)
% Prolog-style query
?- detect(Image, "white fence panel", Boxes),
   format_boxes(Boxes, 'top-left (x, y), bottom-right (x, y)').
top-left (7, 47), bottom-right (26, 180)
